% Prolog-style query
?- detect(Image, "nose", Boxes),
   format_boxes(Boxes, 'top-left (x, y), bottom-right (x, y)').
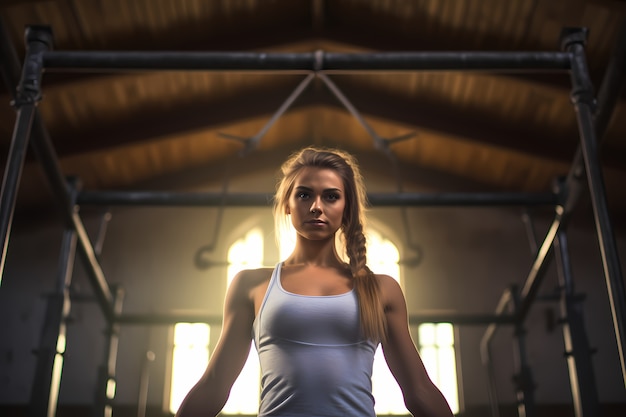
top-left (310, 198), bottom-right (322, 214)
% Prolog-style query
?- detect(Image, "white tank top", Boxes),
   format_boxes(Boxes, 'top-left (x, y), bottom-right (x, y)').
top-left (253, 262), bottom-right (378, 416)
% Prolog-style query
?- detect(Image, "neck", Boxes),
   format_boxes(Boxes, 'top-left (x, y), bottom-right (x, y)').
top-left (285, 236), bottom-right (344, 267)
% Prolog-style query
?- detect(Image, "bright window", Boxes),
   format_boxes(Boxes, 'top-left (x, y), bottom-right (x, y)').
top-left (222, 228), bottom-right (264, 414)
top-left (367, 229), bottom-right (408, 415)
top-left (168, 323), bottom-right (211, 413)
top-left (418, 323), bottom-right (460, 414)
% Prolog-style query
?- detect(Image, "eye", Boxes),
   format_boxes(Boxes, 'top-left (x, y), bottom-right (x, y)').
top-left (325, 193), bottom-right (340, 201)
top-left (297, 192), bottom-right (309, 199)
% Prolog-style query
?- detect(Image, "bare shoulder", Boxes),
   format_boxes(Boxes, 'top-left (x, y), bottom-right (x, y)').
top-left (374, 273), bottom-right (406, 309)
top-left (227, 267), bottom-right (273, 302)
top-left (231, 267), bottom-right (274, 290)
top-left (374, 273), bottom-right (402, 291)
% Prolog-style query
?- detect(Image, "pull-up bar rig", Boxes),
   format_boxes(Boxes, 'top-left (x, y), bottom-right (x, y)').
top-left (0, 24), bottom-right (624, 417)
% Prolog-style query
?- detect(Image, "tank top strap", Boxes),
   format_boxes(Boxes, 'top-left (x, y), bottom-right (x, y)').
top-left (253, 262), bottom-right (283, 344)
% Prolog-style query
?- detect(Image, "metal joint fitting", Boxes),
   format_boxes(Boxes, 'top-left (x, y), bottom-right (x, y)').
top-left (560, 27), bottom-right (589, 51)
top-left (13, 26), bottom-right (54, 107)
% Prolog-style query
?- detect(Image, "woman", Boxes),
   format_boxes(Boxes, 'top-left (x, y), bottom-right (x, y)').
top-left (176, 147), bottom-right (453, 417)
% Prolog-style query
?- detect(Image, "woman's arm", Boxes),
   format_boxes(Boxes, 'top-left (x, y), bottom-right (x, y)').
top-left (175, 270), bottom-right (258, 417)
top-left (379, 274), bottom-right (454, 417)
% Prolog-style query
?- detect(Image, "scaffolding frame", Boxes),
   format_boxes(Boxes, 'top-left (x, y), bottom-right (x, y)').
top-left (0, 24), bottom-right (624, 417)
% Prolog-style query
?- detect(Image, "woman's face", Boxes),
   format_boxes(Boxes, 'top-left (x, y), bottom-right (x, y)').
top-left (287, 167), bottom-right (346, 242)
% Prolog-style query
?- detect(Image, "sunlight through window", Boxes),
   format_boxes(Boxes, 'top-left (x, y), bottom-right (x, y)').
top-left (419, 323), bottom-right (460, 414)
top-left (367, 229), bottom-right (408, 415)
top-left (169, 323), bottom-right (210, 414)
top-left (222, 228), bottom-right (264, 415)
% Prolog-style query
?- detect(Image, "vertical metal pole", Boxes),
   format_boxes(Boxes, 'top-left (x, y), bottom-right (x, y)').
top-left (93, 285), bottom-right (124, 417)
top-left (28, 179), bottom-right (79, 417)
top-left (93, 210), bottom-right (112, 258)
top-left (0, 26), bottom-right (53, 284)
top-left (481, 342), bottom-right (501, 417)
top-left (481, 288), bottom-right (513, 417)
top-left (137, 351), bottom-right (156, 417)
top-left (562, 27), bottom-right (626, 387)
top-left (554, 230), bottom-right (600, 417)
top-left (510, 287), bottom-right (536, 417)
top-left (520, 209), bottom-right (539, 256)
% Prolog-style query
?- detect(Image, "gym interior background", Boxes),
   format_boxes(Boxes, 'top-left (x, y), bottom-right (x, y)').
top-left (0, 1), bottom-right (625, 416)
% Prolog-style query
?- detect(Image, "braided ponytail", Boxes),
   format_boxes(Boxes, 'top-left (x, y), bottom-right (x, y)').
top-left (343, 221), bottom-right (387, 343)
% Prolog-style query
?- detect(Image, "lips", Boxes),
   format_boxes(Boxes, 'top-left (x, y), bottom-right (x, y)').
top-left (306, 219), bottom-right (327, 224)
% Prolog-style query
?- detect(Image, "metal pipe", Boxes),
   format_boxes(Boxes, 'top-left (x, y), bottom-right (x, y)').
top-left (93, 285), bottom-right (124, 417)
top-left (41, 50), bottom-right (573, 72)
top-left (510, 289), bottom-right (536, 417)
top-left (593, 19), bottom-right (626, 147)
top-left (563, 27), bottom-right (626, 387)
top-left (116, 313), bottom-right (223, 326)
top-left (520, 209), bottom-right (539, 256)
top-left (76, 190), bottom-right (559, 207)
top-left (220, 73), bottom-right (316, 156)
top-left (0, 26), bottom-right (52, 283)
top-left (480, 288), bottom-right (514, 364)
top-left (517, 206), bottom-right (564, 321)
top-left (480, 288), bottom-right (513, 417)
top-left (407, 313), bottom-right (516, 326)
top-left (0, 105), bottom-right (36, 283)
top-left (554, 230), bottom-right (599, 417)
top-left (318, 73), bottom-right (390, 153)
top-left (137, 351), bottom-right (155, 417)
top-left (515, 173), bottom-right (585, 324)
top-left (484, 342), bottom-right (501, 417)
top-left (28, 203), bottom-right (77, 417)
top-left (114, 312), bottom-right (515, 326)
top-left (94, 209), bottom-right (112, 258)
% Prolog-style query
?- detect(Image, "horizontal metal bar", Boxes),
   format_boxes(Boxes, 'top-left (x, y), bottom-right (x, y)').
top-left (409, 313), bottom-right (516, 325)
top-left (115, 313), bottom-right (222, 325)
top-left (42, 50), bottom-right (573, 72)
top-left (76, 190), bottom-right (559, 207)
top-left (368, 192), bottom-right (559, 207)
top-left (115, 312), bottom-right (516, 326)
top-left (77, 190), bottom-right (275, 206)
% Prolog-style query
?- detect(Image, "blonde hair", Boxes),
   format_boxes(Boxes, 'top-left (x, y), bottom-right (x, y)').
top-left (273, 146), bottom-right (387, 343)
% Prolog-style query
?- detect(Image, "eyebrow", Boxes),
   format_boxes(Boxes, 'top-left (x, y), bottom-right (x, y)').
top-left (294, 186), bottom-right (342, 193)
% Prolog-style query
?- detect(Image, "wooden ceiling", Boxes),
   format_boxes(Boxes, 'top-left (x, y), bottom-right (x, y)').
top-left (0, 0), bottom-right (625, 227)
